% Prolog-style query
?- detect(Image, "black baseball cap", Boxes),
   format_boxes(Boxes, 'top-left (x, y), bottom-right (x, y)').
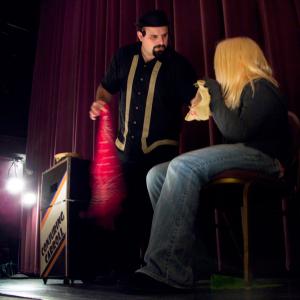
top-left (136, 9), bottom-right (169, 28)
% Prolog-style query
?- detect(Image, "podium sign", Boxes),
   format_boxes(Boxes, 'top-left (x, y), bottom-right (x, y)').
top-left (40, 157), bottom-right (90, 282)
top-left (40, 172), bottom-right (68, 277)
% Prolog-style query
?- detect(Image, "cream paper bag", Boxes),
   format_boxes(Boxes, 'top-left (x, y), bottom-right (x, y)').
top-left (185, 80), bottom-right (211, 121)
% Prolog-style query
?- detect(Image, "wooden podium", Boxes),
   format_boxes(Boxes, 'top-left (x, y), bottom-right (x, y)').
top-left (40, 157), bottom-right (90, 284)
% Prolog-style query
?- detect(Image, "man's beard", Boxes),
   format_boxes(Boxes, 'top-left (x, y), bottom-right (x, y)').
top-left (153, 45), bottom-right (166, 58)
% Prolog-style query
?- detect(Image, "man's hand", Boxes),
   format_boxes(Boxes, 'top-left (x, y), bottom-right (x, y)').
top-left (89, 99), bottom-right (107, 120)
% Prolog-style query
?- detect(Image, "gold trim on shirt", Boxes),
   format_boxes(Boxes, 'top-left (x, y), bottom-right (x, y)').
top-left (115, 55), bottom-right (139, 151)
top-left (141, 61), bottom-right (178, 153)
top-left (142, 139), bottom-right (178, 153)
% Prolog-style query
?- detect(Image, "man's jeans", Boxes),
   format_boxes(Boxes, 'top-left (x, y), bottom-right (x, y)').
top-left (136, 143), bottom-right (281, 288)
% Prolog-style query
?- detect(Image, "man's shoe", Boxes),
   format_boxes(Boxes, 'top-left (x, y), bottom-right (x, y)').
top-left (117, 272), bottom-right (193, 295)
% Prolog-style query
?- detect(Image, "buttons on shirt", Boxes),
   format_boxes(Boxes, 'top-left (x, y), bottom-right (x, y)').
top-left (131, 135), bottom-right (135, 139)
top-left (133, 120), bottom-right (137, 125)
top-left (135, 106), bottom-right (139, 110)
top-left (137, 91), bottom-right (141, 96)
top-left (140, 77), bottom-right (144, 82)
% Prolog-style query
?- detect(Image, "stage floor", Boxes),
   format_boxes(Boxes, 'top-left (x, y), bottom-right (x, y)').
top-left (0, 277), bottom-right (300, 299)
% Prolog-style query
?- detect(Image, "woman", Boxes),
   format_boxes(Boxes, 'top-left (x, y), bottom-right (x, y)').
top-left (132, 37), bottom-right (291, 291)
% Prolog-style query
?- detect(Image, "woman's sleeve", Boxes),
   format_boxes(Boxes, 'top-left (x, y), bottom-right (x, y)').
top-left (211, 80), bottom-right (280, 142)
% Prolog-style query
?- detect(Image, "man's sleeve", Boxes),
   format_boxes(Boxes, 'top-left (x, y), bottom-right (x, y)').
top-left (178, 58), bottom-right (198, 105)
top-left (101, 51), bottom-right (120, 94)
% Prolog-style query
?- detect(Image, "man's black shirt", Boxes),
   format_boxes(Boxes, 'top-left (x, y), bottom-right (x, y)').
top-left (101, 42), bottom-right (197, 156)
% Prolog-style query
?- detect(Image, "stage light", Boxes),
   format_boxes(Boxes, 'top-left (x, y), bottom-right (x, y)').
top-left (6, 177), bottom-right (25, 194)
top-left (5, 155), bottom-right (26, 195)
top-left (21, 192), bottom-right (37, 207)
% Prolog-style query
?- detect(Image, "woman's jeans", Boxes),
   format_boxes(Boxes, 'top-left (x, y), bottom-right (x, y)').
top-left (136, 143), bottom-right (281, 288)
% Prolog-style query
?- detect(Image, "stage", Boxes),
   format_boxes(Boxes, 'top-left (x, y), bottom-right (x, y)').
top-left (0, 277), bottom-right (300, 299)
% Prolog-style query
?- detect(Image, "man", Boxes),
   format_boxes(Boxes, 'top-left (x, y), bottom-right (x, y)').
top-left (89, 9), bottom-right (197, 276)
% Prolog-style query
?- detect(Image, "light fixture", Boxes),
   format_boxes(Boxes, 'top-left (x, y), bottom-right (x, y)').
top-left (6, 177), bottom-right (25, 194)
top-left (6, 155), bottom-right (25, 195)
top-left (5, 155), bottom-right (37, 208)
top-left (21, 192), bottom-right (37, 207)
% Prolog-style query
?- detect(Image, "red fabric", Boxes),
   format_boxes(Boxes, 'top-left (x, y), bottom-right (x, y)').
top-left (88, 105), bottom-right (125, 230)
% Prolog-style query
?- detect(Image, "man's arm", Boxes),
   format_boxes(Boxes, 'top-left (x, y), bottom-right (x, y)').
top-left (89, 84), bottom-right (113, 120)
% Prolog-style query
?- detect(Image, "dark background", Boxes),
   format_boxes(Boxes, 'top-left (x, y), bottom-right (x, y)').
top-left (0, 0), bottom-right (40, 272)
top-left (0, 0), bottom-right (40, 155)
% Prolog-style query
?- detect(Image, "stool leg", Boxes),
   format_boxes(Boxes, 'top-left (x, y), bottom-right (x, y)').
top-left (282, 197), bottom-right (291, 271)
top-left (214, 208), bottom-right (222, 272)
top-left (241, 182), bottom-right (252, 285)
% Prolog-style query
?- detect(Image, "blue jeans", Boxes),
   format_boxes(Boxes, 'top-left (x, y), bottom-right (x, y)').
top-left (136, 143), bottom-right (281, 288)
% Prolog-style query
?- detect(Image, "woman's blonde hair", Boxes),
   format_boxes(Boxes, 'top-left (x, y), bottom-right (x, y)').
top-left (214, 37), bottom-right (278, 109)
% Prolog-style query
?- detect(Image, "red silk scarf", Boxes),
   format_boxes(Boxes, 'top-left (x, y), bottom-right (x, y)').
top-left (89, 105), bottom-right (125, 229)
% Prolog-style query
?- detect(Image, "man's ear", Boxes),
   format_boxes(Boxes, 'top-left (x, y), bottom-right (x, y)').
top-left (137, 31), bottom-right (143, 42)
